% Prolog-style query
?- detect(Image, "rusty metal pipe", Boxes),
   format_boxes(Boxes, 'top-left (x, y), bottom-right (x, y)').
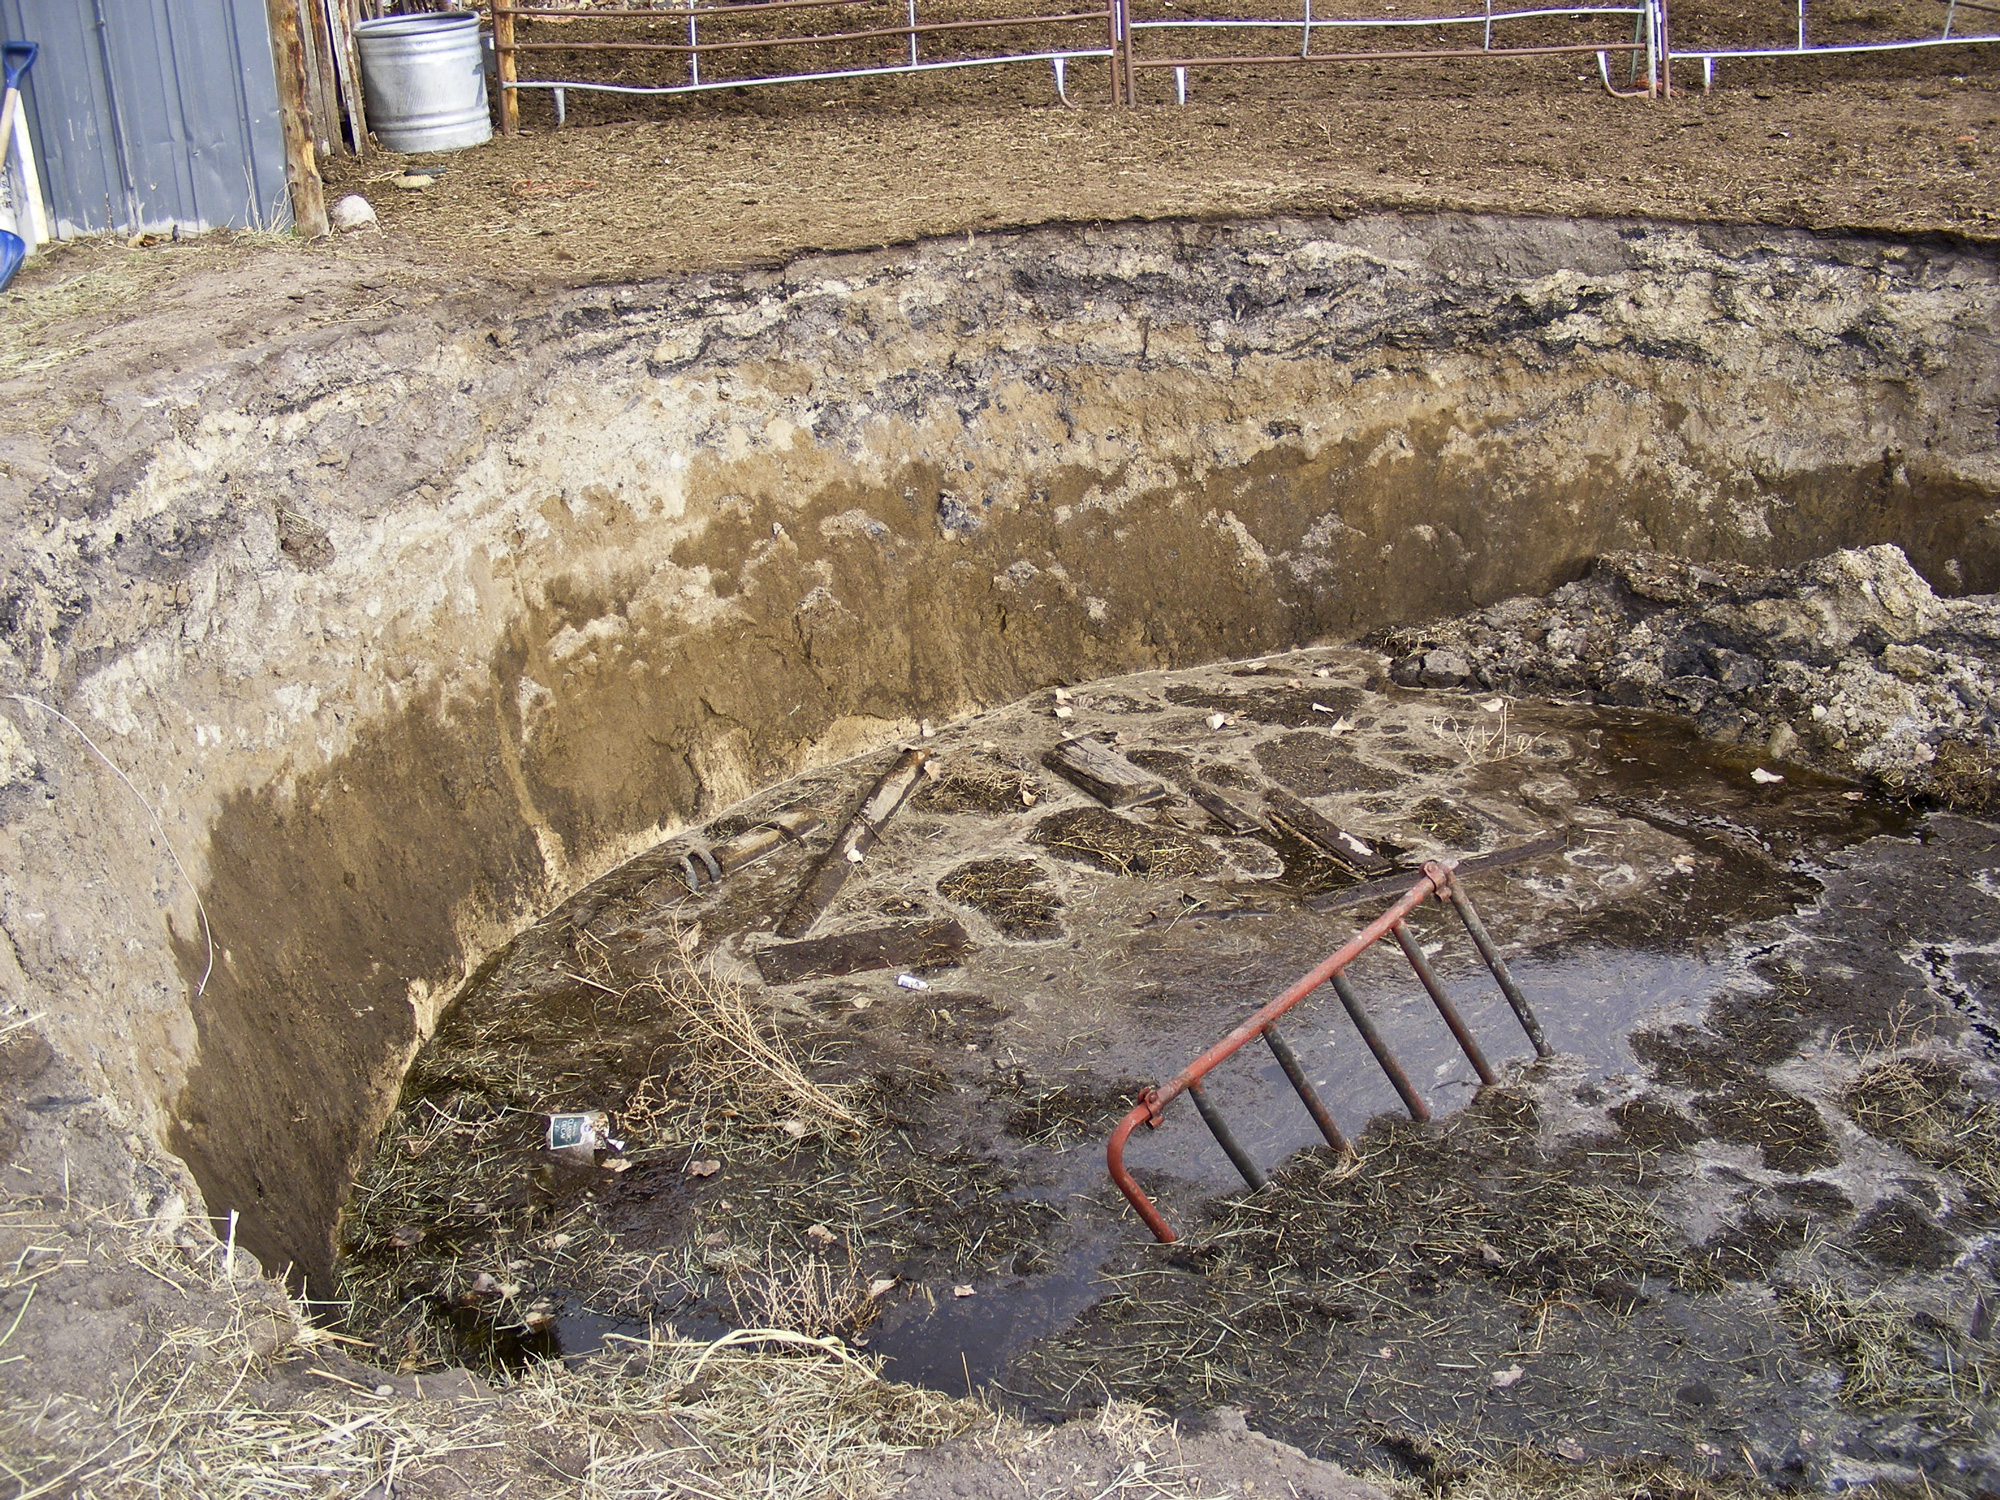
top-left (1147, 870), bottom-right (1441, 1117)
top-left (1329, 972), bottom-right (1430, 1122)
top-left (1106, 1093), bottom-right (1176, 1241)
top-left (1105, 867), bottom-right (1443, 1241)
top-left (1444, 878), bottom-right (1550, 1058)
top-left (1190, 1082), bottom-right (1266, 1190)
top-left (1391, 919), bottom-right (1497, 1086)
top-left (1263, 1022), bottom-right (1350, 1154)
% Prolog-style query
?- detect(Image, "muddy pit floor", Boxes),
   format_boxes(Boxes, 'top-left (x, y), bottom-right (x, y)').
top-left (337, 645), bottom-right (2000, 1491)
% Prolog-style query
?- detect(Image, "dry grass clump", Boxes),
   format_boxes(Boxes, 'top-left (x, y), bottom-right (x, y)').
top-left (916, 755), bottom-right (1044, 813)
top-left (1841, 1054), bottom-right (2000, 1200)
top-left (336, 929), bottom-right (872, 1370)
top-left (1921, 738), bottom-right (1999, 815)
top-left (726, 1238), bottom-right (885, 1339)
top-left (1365, 1440), bottom-right (1782, 1500)
top-left (1777, 1280), bottom-right (1994, 1421)
top-left (505, 1332), bottom-right (977, 1500)
top-left (937, 856), bottom-right (1065, 940)
top-left (1029, 806), bottom-right (1220, 880)
top-left (3, 1189), bottom-right (975, 1500)
top-left (644, 929), bottom-right (869, 1135)
top-left (993, 1075), bottom-right (1141, 1151)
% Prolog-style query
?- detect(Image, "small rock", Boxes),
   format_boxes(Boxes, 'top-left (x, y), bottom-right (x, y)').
top-left (1419, 649), bottom-right (1472, 688)
top-left (1555, 1437), bottom-right (1587, 1463)
top-left (1751, 767), bottom-right (1785, 784)
top-left (329, 194), bottom-right (377, 232)
top-left (1490, 1364), bottom-right (1525, 1389)
top-left (806, 1223), bottom-right (837, 1245)
top-left (952, 1284), bottom-right (976, 1298)
top-left (686, 1159), bottom-right (721, 1178)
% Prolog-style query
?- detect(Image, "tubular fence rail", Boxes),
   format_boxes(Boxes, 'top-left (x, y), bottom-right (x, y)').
top-left (489, 0), bottom-right (1997, 118)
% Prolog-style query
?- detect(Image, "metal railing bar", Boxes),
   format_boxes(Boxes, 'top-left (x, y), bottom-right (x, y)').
top-left (1328, 972), bottom-right (1430, 1122)
top-left (509, 0), bottom-right (891, 16)
top-left (1671, 28), bottom-right (1996, 56)
top-left (511, 12), bottom-right (1114, 53)
top-left (1390, 919), bottom-right (1497, 1087)
top-left (501, 48), bottom-right (1113, 92)
top-left (1131, 7), bottom-right (1643, 28)
top-left (1132, 38), bottom-right (1641, 61)
top-left (1190, 1082), bottom-right (1268, 1190)
top-left (1143, 869), bottom-right (1442, 1120)
top-left (1107, 860), bottom-right (1555, 1245)
top-left (1442, 880), bottom-right (1550, 1059)
top-left (1262, 1022), bottom-right (1351, 1154)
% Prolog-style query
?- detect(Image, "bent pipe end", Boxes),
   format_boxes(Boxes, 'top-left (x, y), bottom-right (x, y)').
top-left (1107, 1098), bottom-right (1177, 1243)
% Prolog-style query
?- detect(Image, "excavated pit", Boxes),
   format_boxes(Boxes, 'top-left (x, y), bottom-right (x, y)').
top-left (3, 211), bottom-right (1999, 1488)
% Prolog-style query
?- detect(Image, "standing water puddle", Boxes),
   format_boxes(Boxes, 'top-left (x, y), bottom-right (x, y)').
top-left (334, 645), bottom-right (1908, 1392)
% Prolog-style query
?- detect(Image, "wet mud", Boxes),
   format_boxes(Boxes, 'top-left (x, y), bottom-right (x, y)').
top-left (327, 640), bottom-right (2000, 1491)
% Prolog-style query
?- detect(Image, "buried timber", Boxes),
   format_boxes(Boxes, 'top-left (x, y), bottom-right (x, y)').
top-left (334, 590), bottom-right (2000, 1491)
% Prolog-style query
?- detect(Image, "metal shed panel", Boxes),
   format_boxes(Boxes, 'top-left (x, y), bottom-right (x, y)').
top-left (0, 0), bottom-right (291, 237)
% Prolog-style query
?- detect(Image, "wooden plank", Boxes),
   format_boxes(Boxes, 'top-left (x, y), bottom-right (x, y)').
top-left (754, 919), bottom-right (971, 985)
top-left (264, 0), bottom-right (331, 236)
top-left (1262, 790), bottom-right (1397, 876)
top-left (775, 748), bottom-right (929, 938)
top-left (1191, 784), bottom-right (1262, 835)
top-left (493, 0), bottom-right (520, 136)
top-left (297, 0), bottom-right (339, 157)
top-left (323, 0), bottom-right (368, 153)
top-left (1042, 734), bottom-right (1168, 808)
top-left (1306, 832), bottom-right (1570, 913)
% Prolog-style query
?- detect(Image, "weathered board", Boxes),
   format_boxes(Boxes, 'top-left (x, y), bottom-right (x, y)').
top-left (1262, 790), bottom-right (1397, 876)
top-left (754, 919), bottom-right (973, 985)
top-left (1042, 735), bottom-right (1168, 808)
top-left (1306, 831), bottom-right (1570, 912)
top-left (776, 749), bottom-right (930, 938)
top-left (1191, 784), bottom-right (1263, 835)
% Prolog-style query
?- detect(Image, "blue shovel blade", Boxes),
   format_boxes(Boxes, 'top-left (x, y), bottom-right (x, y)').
top-left (0, 231), bottom-right (24, 292)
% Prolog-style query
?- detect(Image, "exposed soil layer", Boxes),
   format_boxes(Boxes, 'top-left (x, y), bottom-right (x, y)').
top-left (6, 214), bottom-right (1992, 1307)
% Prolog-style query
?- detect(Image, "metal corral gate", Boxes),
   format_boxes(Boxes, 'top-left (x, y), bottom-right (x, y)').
top-left (491, 0), bottom-right (1666, 121)
top-left (1106, 858), bottom-right (1550, 1243)
top-left (1668, 0), bottom-right (1998, 91)
top-left (493, 0), bottom-right (1999, 115)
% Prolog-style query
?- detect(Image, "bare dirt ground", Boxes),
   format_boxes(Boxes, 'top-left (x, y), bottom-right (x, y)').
top-left (0, 26), bottom-right (1992, 371)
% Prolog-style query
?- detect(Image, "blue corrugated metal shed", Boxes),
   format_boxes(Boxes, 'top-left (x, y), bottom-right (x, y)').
top-left (0, 0), bottom-right (292, 237)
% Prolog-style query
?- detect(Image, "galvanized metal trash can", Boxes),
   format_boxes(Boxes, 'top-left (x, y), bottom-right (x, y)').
top-left (355, 12), bottom-right (492, 154)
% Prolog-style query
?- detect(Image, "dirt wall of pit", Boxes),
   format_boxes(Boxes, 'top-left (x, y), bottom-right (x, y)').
top-left (0, 214), bottom-right (1995, 1290)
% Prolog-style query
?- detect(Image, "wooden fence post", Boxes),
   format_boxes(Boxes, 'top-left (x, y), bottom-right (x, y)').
top-left (265, 0), bottom-right (331, 234)
top-left (494, 0), bottom-right (520, 135)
